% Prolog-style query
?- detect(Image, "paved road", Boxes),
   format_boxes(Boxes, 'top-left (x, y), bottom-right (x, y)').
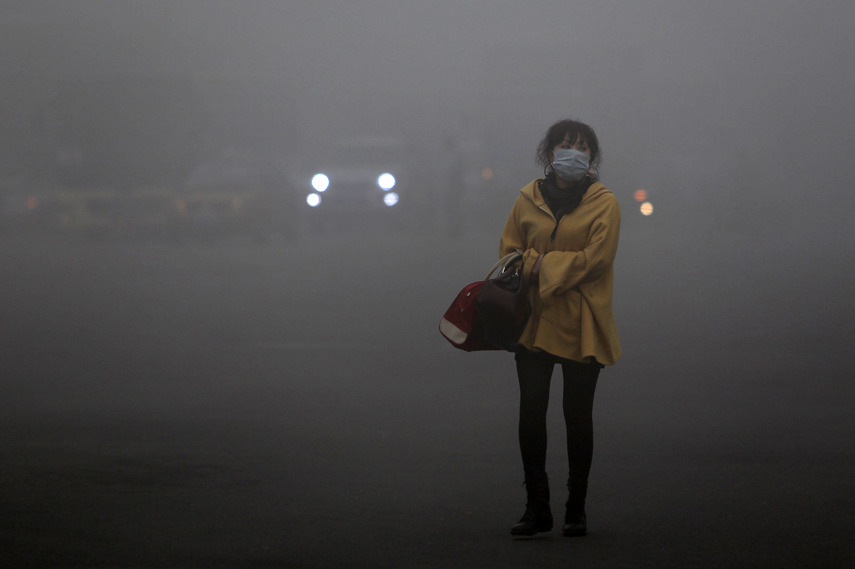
top-left (1, 224), bottom-right (853, 568)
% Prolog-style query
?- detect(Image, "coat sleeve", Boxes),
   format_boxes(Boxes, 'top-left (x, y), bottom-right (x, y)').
top-left (499, 195), bottom-right (543, 282)
top-left (538, 194), bottom-right (620, 298)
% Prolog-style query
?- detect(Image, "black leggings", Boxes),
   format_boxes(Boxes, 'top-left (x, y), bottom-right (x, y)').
top-left (515, 349), bottom-right (600, 494)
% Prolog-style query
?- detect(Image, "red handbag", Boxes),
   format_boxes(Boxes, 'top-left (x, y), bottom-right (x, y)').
top-left (439, 252), bottom-right (527, 352)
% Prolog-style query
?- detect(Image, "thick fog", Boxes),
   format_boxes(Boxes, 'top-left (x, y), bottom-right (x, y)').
top-left (5, 1), bottom-right (855, 182)
top-left (2, 1), bottom-right (854, 566)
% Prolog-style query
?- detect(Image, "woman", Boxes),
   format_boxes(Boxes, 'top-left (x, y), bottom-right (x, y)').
top-left (500, 119), bottom-right (621, 537)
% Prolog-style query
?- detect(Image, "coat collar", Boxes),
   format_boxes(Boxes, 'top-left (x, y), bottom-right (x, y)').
top-left (520, 178), bottom-right (607, 215)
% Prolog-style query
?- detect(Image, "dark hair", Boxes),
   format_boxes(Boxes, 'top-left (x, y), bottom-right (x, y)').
top-left (535, 119), bottom-right (601, 176)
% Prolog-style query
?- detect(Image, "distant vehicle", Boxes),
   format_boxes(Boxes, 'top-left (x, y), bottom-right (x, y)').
top-left (297, 136), bottom-right (409, 224)
top-left (50, 186), bottom-right (178, 239)
top-left (172, 151), bottom-right (299, 241)
top-left (1, 175), bottom-right (179, 238)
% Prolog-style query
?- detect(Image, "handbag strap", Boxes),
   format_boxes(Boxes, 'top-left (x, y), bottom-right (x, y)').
top-left (485, 250), bottom-right (524, 280)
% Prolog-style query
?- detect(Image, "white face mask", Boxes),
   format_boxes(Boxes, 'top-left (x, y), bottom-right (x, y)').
top-left (551, 148), bottom-right (589, 182)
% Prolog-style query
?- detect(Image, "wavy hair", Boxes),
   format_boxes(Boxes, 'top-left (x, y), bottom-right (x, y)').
top-left (535, 119), bottom-right (601, 177)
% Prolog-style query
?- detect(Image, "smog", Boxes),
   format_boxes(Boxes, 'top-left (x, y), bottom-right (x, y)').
top-left (1, 1), bottom-right (853, 566)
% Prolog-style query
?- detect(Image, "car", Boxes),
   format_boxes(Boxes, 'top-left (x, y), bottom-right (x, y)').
top-left (173, 151), bottom-right (299, 241)
top-left (296, 136), bottom-right (411, 229)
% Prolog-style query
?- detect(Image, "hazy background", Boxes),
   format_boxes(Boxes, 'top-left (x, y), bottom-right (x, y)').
top-left (2, 1), bottom-right (854, 567)
top-left (3, 0), bottom-right (855, 209)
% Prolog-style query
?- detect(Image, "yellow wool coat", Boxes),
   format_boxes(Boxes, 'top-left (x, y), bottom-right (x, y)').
top-left (500, 178), bottom-right (622, 365)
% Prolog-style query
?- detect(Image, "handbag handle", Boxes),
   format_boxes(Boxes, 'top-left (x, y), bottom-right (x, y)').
top-left (485, 250), bottom-right (524, 280)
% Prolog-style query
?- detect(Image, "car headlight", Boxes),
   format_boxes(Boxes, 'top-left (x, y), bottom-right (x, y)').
top-left (383, 192), bottom-right (399, 207)
top-left (311, 173), bottom-right (330, 192)
top-left (377, 173), bottom-right (395, 191)
top-left (306, 193), bottom-right (322, 207)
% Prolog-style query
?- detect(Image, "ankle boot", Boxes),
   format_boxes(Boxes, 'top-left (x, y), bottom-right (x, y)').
top-left (562, 510), bottom-right (586, 537)
top-left (562, 483), bottom-right (587, 537)
top-left (510, 474), bottom-right (553, 536)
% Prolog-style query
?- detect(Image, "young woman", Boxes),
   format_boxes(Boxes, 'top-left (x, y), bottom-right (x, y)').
top-left (500, 119), bottom-right (621, 537)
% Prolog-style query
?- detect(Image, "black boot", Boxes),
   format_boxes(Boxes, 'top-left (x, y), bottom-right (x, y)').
top-left (562, 511), bottom-right (586, 537)
top-left (510, 474), bottom-right (553, 536)
top-left (562, 483), bottom-right (587, 537)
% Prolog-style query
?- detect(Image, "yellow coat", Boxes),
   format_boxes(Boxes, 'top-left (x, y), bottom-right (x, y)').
top-left (500, 179), bottom-right (621, 365)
